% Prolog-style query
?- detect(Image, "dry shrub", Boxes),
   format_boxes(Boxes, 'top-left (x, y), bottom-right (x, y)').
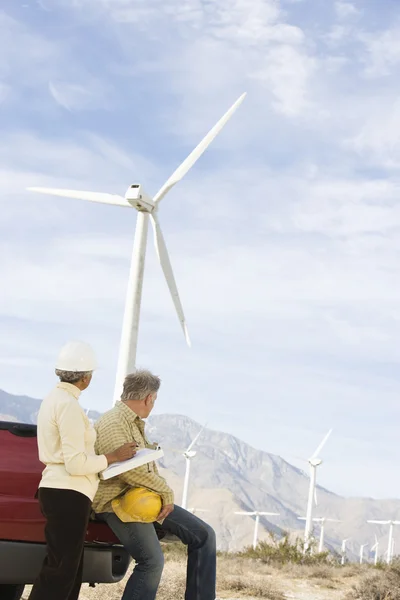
top-left (239, 532), bottom-right (332, 566)
top-left (306, 565), bottom-right (336, 579)
top-left (156, 562), bottom-right (187, 600)
top-left (341, 564), bottom-right (366, 578)
top-left (347, 564), bottom-right (400, 600)
top-left (218, 574), bottom-right (284, 599)
top-left (161, 540), bottom-right (187, 562)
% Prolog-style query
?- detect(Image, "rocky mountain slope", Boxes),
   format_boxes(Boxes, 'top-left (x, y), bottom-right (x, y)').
top-left (1, 388), bottom-right (399, 558)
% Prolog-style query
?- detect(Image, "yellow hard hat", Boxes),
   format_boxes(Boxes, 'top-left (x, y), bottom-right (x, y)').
top-left (112, 487), bottom-right (162, 523)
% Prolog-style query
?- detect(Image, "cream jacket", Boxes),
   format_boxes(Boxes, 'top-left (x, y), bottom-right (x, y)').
top-left (37, 382), bottom-right (108, 500)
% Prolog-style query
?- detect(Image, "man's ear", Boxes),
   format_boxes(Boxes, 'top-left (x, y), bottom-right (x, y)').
top-left (144, 394), bottom-right (152, 406)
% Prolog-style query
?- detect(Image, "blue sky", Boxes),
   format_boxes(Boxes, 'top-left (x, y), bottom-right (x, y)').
top-left (1, 0), bottom-right (400, 500)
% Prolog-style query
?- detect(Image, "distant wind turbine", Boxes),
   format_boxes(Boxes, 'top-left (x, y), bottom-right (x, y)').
top-left (341, 538), bottom-right (350, 565)
top-left (371, 535), bottom-right (379, 566)
top-left (165, 423), bottom-right (208, 509)
top-left (298, 516), bottom-right (340, 553)
top-left (235, 511), bottom-right (280, 550)
top-left (301, 429), bottom-right (333, 552)
top-left (367, 520), bottom-right (400, 564)
top-left (27, 94), bottom-right (246, 403)
top-left (359, 543), bottom-right (368, 564)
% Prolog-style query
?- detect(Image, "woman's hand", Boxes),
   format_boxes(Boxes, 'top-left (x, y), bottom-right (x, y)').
top-left (105, 442), bottom-right (138, 465)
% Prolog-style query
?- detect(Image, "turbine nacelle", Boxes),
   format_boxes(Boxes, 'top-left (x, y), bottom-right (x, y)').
top-left (309, 457), bottom-right (322, 467)
top-left (125, 184), bottom-right (155, 212)
top-left (184, 450), bottom-right (197, 459)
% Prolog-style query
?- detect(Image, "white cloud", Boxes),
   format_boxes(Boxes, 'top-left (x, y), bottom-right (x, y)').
top-left (252, 44), bottom-right (316, 116)
top-left (361, 27), bottom-right (400, 77)
top-left (48, 79), bottom-right (113, 111)
top-left (48, 0), bottom-right (316, 118)
top-left (348, 99), bottom-right (400, 168)
top-left (334, 1), bottom-right (359, 20)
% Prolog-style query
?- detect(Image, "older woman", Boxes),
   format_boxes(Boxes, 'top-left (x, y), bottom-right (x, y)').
top-left (28, 341), bottom-right (136, 600)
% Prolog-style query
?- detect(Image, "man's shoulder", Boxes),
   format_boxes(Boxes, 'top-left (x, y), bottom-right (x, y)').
top-left (95, 405), bottom-right (121, 428)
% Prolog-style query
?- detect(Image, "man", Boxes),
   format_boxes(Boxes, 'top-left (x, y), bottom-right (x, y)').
top-left (93, 369), bottom-right (216, 600)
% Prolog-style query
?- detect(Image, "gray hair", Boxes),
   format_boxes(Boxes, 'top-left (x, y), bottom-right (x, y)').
top-left (121, 370), bottom-right (161, 401)
top-left (55, 369), bottom-right (92, 384)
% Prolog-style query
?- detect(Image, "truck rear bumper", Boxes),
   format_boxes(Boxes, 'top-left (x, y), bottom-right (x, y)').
top-left (0, 541), bottom-right (131, 585)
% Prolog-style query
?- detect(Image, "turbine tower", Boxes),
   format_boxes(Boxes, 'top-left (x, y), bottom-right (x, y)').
top-left (341, 538), bottom-right (350, 565)
top-left (302, 429), bottom-right (333, 552)
top-left (298, 516), bottom-right (340, 553)
top-left (359, 543), bottom-right (368, 564)
top-left (371, 535), bottom-right (379, 566)
top-left (235, 511), bottom-right (280, 550)
top-left (367, 520), bottom-right (400, 564)
top-left (28, 94), bottom-right (246, 402)
top-left (180, 423), bottom-right (207, 510)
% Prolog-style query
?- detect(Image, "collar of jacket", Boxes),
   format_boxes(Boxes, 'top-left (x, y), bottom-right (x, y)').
top-left (56, 382), bottom-right (81, 400)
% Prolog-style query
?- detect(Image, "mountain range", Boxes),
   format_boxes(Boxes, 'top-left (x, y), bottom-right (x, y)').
top-left (1, 388), bottom-right (399, 559)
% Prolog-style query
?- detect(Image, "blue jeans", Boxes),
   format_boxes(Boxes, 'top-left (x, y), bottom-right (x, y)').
top-left (97, 505), bottom-right (216, 600)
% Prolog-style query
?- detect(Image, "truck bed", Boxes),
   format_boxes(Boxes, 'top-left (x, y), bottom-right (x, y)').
top-left (0, 421), bottom-right (119, 544)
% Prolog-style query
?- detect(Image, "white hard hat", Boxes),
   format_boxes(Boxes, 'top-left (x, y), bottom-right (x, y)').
top-left (55, 341), bottom-right (97, 372)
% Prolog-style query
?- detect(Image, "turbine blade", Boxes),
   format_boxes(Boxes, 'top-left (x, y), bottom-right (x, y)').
top-left (259, 512), bottom-right (280, 516)
top-left (150, 212), bottom-right (191, 346)
top-left (367, 520), bottom-right (391, 525)
top-left (27, 187), bottom-right (130, 208)
top-left (153, 93), bottom-right (246, 204)
top-left (186, 422), bottom-right (208, 453)
top-left (311, 429), bottom-right (333, 459)
top-left (235, 511), bottom-right (255, 515)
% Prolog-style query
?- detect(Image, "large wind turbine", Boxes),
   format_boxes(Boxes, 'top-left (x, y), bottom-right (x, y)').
top-left (28, 94), bottom-right (246, 402)
top-left (235, 511), bottom-right (280, 550)
top-left (303, 429), bottom-right (333, 552)
top-left (298, 516), bottom-right (340, 553)
top-left (367, 519), bottom-right (400, 564)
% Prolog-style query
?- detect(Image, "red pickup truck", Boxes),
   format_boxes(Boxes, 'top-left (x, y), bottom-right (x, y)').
top-left (0, 421), bottom-right (131, 600)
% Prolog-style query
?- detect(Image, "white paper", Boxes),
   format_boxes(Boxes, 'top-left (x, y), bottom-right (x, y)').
top-left (100, 447), bottom-right (164, 481)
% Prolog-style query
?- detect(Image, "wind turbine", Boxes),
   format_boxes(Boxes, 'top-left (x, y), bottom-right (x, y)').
top-left (371, 535), bottom-right (379, 566)
top-left (302, 429), bottom-right (333, 552)
top-left (359, 543), bottom-right (368, 564)
top-left (367, 520), bottom-right (400, 564)
top-left (298, 516), bottom-right (340, 553)
top-left (341, 538), bottom-right (350, 565)
top-left (27, 94), bottom-right (246, 402)
top-left (180, 423), bottom-right (207, 510)
top-left (235, 511), bottom-right (280, 550)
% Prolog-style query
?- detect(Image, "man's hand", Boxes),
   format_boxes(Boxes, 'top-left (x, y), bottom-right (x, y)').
top-left (157, 503), bottom-right (174, 521)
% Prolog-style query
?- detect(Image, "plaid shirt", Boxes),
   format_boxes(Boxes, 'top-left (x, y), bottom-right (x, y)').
top-left (92, 401), bottom-right (174, 514)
